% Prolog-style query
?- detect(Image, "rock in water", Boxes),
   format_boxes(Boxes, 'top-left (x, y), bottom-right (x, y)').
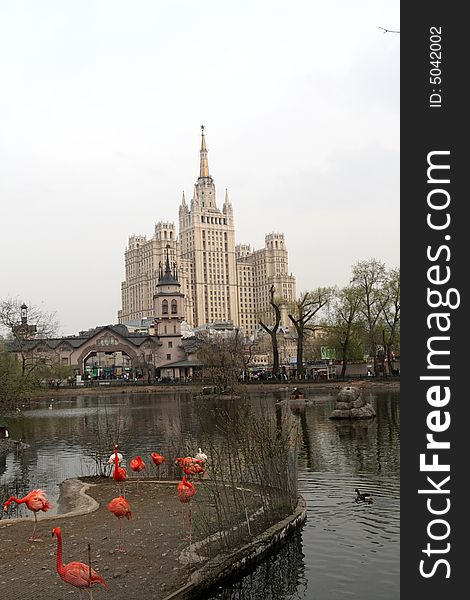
top-left (329, 386), bottom-right (376, 419)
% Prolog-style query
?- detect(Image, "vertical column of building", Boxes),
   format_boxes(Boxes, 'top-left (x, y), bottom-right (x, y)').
top-left (222, 190), bottom-right (239, 326)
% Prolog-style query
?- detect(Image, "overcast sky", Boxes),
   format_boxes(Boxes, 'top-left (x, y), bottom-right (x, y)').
top-left (0, 0), bottom-right (399, 336)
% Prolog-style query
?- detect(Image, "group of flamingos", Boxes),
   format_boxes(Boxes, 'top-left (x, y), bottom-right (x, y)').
top-left (3, 444), bottom-right (207, 598)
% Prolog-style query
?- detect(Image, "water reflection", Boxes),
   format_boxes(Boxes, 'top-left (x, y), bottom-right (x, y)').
top-left (210, 531), bottom-right (307, 599)
top-left (0, 389), bottom-right (399, 600)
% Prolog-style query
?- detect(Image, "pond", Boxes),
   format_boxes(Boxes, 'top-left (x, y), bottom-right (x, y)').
top-left (0, 387), bottom-right (399, 600)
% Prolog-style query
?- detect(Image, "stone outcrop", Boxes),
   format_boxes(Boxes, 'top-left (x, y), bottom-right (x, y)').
top-left (329, 386), bottom-right (376, 419)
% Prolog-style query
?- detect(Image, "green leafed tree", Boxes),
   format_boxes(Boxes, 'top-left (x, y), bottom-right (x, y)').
top-left (351, 259), bottom-right (387, 375)
top-left (378, 267), bottom-right (400, 375)
top-left (326, 285), bottom-right (363, 377)
top-left (0, 343), bottom-right (34, 414)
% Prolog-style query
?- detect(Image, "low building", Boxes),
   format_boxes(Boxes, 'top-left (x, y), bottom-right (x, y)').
top-left (7, 252), bottom-right (200, 382)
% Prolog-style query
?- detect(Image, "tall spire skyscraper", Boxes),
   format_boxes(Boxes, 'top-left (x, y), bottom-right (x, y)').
top-left (179, 127), bottom-right (238, 327)
top-left (119, 128), bottom-right (296, 336)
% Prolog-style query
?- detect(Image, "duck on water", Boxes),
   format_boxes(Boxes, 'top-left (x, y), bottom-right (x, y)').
top-left (355, 488), bottom-right (373, 503)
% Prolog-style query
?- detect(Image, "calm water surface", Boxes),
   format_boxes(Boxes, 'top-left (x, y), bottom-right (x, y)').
top-left (0, 388), bottom-right (399, 600)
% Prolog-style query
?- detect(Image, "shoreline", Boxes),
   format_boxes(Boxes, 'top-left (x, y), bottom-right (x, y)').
top-left (33, 378), bottom-right (400, 400)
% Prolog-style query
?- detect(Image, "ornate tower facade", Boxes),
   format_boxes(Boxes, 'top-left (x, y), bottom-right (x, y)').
top-left (153, 246), bottom-right (186, 366)
top-left (119, 222), bottom-right (193, 325)
top-left (179, 127), bottom-right (239, 327)
top-left (119, 128), bottom-right (296, 338)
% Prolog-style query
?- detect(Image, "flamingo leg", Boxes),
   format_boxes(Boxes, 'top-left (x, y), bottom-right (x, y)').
top-left (115, 517), bottom-right (126, 552)
top-left (79, 589), bottom-right (83, 600)
top-left (188, 505), bottom-right (193, 580)
top-left (29, 512), bottom-right (38, 542)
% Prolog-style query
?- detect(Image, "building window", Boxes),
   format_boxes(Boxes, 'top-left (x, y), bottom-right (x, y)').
top-left (166, 354), bottom-right (171, 360)
top-left (168, 341), bottom-right (173, 348)
top-left (162, 300), bottom-right (168, 314)
top-left (171, 300), bottom-right (177, 314)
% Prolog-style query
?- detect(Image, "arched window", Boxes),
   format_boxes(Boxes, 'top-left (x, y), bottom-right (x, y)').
top-left (162, 300), bottom-right (168, 315)
top-left (171, 299), bottom-right (177, 314)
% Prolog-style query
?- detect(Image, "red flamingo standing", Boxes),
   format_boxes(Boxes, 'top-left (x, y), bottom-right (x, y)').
top-left (177, 476), bottom-right (195, 503)
top-left (111, 444), bottom-right (127, 496)
top-left (150, 452), bottom-right (165, 479)
top-left (177, 476), bottom-right (196, 579)
top-left (52, 527), bottom-right (108, 599)
top-left (3, 489), bottom-right (52, 541)
top-left (175, 456), bottom-right (205, 477)
top-left (130, 455), bottom-right (146, 491)
top-left (130, 455), bottom-right (146, 473)
top-left (107, 496), bottom-right (132, 552)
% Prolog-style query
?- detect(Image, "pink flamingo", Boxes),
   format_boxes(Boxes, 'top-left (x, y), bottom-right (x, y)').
top-left (177, 476), bottom-right (195, 503)
top-left (130, 455), bottom-right (146, 490)
top-left (111, 444), bottom-right (127, 496)
top-left (107, 496), bottom-right (132, 552)
top-left (52, 527), bottom-right (108, 599)
top-left (177, 476), bottom-right (196, 578)
top-left (150, 452), bottom-right (165, 478)
top-left (3, 489), bottom-right (52, 541)
top-left (175, 456), bottom-right (205, 477)
top-left (130, 455), bottom-right (146, 473)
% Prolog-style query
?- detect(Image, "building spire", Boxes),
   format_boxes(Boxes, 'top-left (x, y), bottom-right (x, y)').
top-left (164, 244), bottom-right (171, 274)
top-left (199, 125), bottom-right (209, 179)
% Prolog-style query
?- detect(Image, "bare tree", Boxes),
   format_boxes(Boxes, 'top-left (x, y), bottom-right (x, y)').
top-left (0, 297), bottom-right (58, 375)
top-left (259, 285), bottom-right (282, 376)
top-left (288, 288), bottom-right (333, 379)
top-left (195, 328), bottom-right (247, 391)
top-left (379, 27), bottom-right (400, 34)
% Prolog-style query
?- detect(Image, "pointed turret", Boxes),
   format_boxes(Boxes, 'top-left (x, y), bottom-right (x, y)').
top-left (224, 188), bottom-right (231, 205)
top-left (156, 245), bottom-right (180, 287)
top-left (199, 125), bottom-right (210, 179)
top-left (181, 191), bottom-right (186, 205)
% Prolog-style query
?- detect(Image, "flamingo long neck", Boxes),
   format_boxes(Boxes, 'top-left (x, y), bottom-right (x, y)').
top-left (113, 447), bottom-right (119, 479)
top-left (55, 532), bottom-right (64, 575)
top-left (4, 496), bottom-right (24, 508)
